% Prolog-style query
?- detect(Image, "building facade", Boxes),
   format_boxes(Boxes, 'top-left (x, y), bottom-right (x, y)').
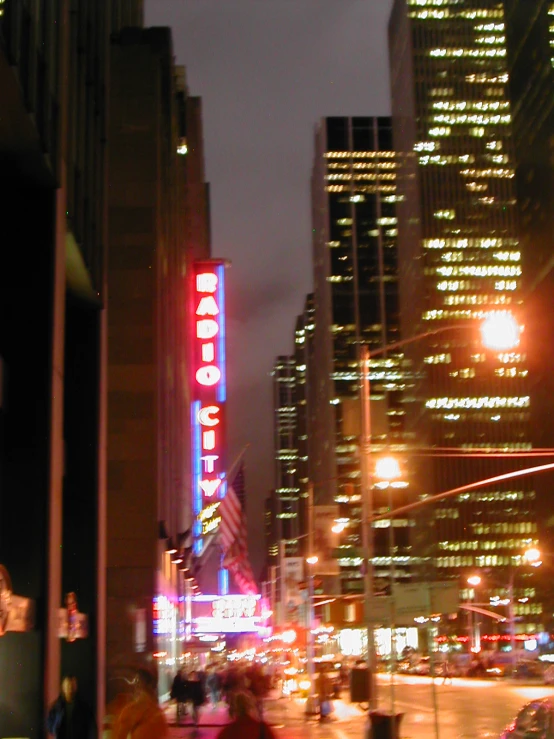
top-left (106, 26), bottom-right (209, 698)
top-left (0, 1), bottom-right (111, 734)
top-left (310, 116), bottom-right (412, 595)
top-left (272, 355), bottom-right (300, 554)
top-left (389, 0), bottom-right (540, 632)
top-left (504, 0), bottom-right (554, 556)
top-left (294, 294), bottom-right (316, 553)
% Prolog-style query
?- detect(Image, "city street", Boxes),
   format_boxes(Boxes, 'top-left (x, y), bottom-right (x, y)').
top-left (167, 676), bottom-right (554, 739)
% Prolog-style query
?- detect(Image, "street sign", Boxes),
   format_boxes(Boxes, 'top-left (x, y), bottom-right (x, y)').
top-left (366, 582), bottom-right (459, 625)
top-left (367, 595), bottom-right (393, 624)
top-left (393, 582), bottom-right (459, 622)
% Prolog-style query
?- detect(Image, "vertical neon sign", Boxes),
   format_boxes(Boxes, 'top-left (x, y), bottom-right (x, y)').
top-left (191, 261), bottom-right (226, 557)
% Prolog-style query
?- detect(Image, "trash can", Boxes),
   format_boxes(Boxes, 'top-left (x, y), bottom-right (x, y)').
top-left (350, 666), bottom-right (370, 704)
top-left (368, 711), bottom-right (403, 739)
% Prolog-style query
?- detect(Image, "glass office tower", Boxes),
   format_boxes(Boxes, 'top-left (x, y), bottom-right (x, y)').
top-left (389, 0), bottom-right (540, 632)
top-left (311, 117), bottom-right (413, 594)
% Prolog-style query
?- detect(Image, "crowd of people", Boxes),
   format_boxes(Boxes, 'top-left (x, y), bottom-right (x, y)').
top-left (46, 662), bottom-right (276, 738)
top-left (170, 662), bottom-right (272, 725)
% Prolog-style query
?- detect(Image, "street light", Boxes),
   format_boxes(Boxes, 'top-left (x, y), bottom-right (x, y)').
top-left (306, 555), bottom-right (319, 716)
top-left (332, 518), bottom-right (349, 534)
top-left (480, 311), bottom-right (521, 351)
top-left (359, 311), bottom-right (522, 710)
top-left (375, 456), bottom-right (402, 482)
top-left (466, 548), bottom-right (540, 672)
top-left (523, 548), bottom-right (542, 567)
top-left (466, 575), bottom-right (482, 652)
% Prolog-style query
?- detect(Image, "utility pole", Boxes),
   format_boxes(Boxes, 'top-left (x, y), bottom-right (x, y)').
top-left (360, 346), bottom-right (377, 709)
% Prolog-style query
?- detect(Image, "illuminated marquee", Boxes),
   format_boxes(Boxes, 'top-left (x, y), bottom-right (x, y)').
top-left (191, 262), bottom-right (227, 555)
top-left (192, 594), bottom-right (262, 634)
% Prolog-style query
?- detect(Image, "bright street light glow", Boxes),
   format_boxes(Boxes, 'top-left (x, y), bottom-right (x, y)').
top-left (524, 547), bottom-right (542, 566)
top-left (332, 517), bottom-right (349, 533)
top-left (375, 455), bottom-right (401, 481)
top-left (467, 575), bottom-right (481, 587)
top-left (480, 311), bottom-right (521, 351)
top-left (306, 555), bottom-right (318, 565)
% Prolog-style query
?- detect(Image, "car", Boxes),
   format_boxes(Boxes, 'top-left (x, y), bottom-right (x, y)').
top-left (543, 665), bottom-right (554, 685)
top-left (512, 660), bottom-right (544, 680)
top-left (499, 697), bottom-right (554, 738)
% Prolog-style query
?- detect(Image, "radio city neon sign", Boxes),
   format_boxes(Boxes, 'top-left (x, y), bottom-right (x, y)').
top-left (192, 261), bottom-right (227, 554)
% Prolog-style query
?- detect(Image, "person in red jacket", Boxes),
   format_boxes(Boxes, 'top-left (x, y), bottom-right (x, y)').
top-left (216, 691), bottom-right (276, 739)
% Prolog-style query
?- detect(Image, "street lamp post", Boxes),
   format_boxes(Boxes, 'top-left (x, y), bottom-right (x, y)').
top-left (359, 311), bottom-right (521, 710)
top-left (467, 575), bottom-right (482, 653)
top-left (306, 555), bottom-right (319, 716)
top-left (509, 548), bottom-right (542, 674)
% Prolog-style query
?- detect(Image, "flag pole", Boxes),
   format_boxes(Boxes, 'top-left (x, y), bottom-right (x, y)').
top-left (219, 443), bottom-right (250, 595)
top-left (223, 443), bottom-right (250, 485)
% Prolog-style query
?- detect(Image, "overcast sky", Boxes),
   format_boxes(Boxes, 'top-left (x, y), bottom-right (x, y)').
top-left (145, 0), bottom-right (394, 570)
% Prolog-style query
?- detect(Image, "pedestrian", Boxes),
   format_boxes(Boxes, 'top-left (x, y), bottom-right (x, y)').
top-left (187, 670), bottom-right (206, 726)
top-left (216, 691), bottom-right (277, 739)
top-left (112, 669), bottom-right (168, 739)
top-left (206, 665), bottom-right (222, 709)
top-left (246, 664), bottom-right (270, 718)
top-left (316, 666), bottom-right (334, 722)
top-left (170, 667), bottom-right (189, 724)
top-left (442, 656), bottom-right (452, 685)
top-left (46, 676), bottom-right (96, 739)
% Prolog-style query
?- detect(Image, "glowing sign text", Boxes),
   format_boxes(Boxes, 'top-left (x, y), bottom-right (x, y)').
top-left (192, 262), bottom-right (227, 555)
top-left (191, 594), bottom-right (262, 634)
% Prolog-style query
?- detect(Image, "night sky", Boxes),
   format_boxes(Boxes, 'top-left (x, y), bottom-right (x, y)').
top-left (145, 0), bottom-right (394, 571)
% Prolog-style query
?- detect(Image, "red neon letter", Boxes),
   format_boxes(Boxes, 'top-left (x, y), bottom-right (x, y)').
top-left (196, 296), bottom-right (219, 317)
top-left (197, 273), bottom-right (218, 293)
top-left (197, 319), bottom-right (219, 340)
top-left (196, 366), bottom-right (221, 386)
top-left (197, 406), bottom-right (220, 427)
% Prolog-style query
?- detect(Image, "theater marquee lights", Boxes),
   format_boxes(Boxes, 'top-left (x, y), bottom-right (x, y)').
top-left (191, 261), bottom-right (227, 555)
top-left (191, 594), bottom-right (262, 634)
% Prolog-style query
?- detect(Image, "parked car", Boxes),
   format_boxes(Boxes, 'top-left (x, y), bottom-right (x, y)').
top-left (543, 664), bottom-right (554, 685)
top-left (499, 697), bottom-right (554, 738)
top-left (512, 660), bottom-right (544, 680)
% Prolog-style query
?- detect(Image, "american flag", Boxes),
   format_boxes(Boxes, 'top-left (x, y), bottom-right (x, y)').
top-left (219, 463), bottom-right (257, 594)
top-left (219, 463), bottom-right (244, 552)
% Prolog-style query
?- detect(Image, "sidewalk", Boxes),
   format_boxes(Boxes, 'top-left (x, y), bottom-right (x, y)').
top-left (164, 701), bottom-right (230, 727)
top-left (164, 693), bottom-right (366, 729)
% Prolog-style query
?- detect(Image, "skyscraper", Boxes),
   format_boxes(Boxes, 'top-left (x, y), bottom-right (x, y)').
top-left (311, 117), bottom-right (411, 594)
top-left (272, 355), bottom-right (299, 553)
top-left (504, 0), bottom-right (554, 549)
top-left (389, 0), bottom-right (540, 630)
top-left (295, 294), bottom-right (315, 552)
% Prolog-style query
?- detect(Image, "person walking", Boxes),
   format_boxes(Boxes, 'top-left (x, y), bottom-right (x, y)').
top-left (316, 666), bottom-right (334, 722)
top-left (46, 676), bottom-right (96, 739)
top-left (442, 656), bottom-right (453, 685)
top-left (170, 667), bottom-right (189, 724)
top-left (112, 669), bottom-right (168, 739)
top-left (187, 670), bottom-right (206, 726)
top-left (206, 666), bottom-right (222, 709)
top-left (216, 691), bottom-right (276, 739)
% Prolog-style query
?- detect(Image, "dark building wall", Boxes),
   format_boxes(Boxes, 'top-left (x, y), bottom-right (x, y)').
top-left (0, 0), bottom-right (109, 733)
top-left (504, 0), bottom-right (554, 565)
top-left (106, 28), bottom-right (190, 689)
top-left (311, 125), bottom-right (338, 509)
top-left (0, 188), bottom-right (57, 738)
top-left (111, 0), bottom-right (144, 31)
top-left (184, 96), bottom-right (212, 262)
